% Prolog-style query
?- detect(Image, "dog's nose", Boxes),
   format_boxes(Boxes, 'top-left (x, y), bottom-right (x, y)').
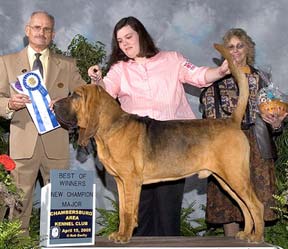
top-left (53, 101), bottom-right (60, 112)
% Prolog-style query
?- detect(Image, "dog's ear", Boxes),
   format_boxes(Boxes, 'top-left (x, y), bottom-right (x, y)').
top-left (78, 112), bottom-right (98, 146)
top-left (78, 126), bottom-right (97, 146)
top-left (78, 128), bottom-right (89, 146)
top-left (77, 86), bottom-right (99, 146)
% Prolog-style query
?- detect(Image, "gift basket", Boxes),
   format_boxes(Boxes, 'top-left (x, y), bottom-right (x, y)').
top-left (257, 68), bottom-right (288, 116)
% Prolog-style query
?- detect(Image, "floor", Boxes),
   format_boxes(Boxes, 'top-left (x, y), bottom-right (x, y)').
top-left (41, 236), bottom-right (281, 248)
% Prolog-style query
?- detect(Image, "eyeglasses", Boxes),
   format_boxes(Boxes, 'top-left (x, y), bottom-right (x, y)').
top-left (227, 43), bottom-right (245, 51)
top-left (29, 25), bottom-right (53, 34)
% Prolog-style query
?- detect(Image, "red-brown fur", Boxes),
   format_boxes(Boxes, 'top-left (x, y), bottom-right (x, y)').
top-left (54, 44), bottom-right (264, 243)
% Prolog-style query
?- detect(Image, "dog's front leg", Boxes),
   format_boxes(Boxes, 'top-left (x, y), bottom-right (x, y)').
top-left (108, 177), bottom-right (141, 243)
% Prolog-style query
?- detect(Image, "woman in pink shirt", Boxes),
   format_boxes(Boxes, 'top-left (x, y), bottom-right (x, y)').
top-left (88, 16), bottom-right (230, 236)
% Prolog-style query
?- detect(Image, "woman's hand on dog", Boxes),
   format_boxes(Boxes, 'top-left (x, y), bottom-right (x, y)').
top-left (88, 65), bottom-right (102, 83)
top-left (88, 65), bottom-right (106, 88)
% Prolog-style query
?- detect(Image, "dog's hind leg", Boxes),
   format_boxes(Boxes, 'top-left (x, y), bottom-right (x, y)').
top-left (227, 182), bottom-right (264, 243)
top-left (213, 174), bottom-right (264, 243)
top-left (212, 174), bottom-right (254, 240)
top-left (240, 186), bottom-right (264, 243)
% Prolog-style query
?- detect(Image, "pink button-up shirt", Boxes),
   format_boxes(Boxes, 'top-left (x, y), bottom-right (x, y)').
top-left (103, 51), bottom-right (211, 120)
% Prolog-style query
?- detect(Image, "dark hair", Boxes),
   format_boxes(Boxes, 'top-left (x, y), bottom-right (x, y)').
top-left (107, 16), bottom-right (159, 68)
top-left (223, 28), bottom-right (255, 65)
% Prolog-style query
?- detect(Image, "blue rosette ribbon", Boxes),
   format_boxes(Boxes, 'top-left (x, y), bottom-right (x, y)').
top-left (22, 72), bottom-right (59, 133)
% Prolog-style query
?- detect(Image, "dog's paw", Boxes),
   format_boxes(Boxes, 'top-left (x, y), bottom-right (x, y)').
top-left (236, 231), bottom-right (264, 243)
top-left (235, 231), bottom-right (249, 240)
top-left (247, 233), bottom-right (264, 244)
top-left (108, 232), bottom-right (131, 244)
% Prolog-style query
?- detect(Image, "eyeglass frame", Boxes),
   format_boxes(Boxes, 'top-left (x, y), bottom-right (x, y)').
top-left (226, 43), bottom-right (246, 51)
top-left (28, 25), bottom-right (54, 34)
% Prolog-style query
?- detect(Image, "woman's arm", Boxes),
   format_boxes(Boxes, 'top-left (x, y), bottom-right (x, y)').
top-left (88, 65), bottom-right (106, 89)
top-left (204, 59), bottom-right (230, 83)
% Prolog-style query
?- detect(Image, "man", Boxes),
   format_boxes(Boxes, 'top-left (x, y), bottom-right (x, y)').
top-left (0, 11), bottom-right (85, 235)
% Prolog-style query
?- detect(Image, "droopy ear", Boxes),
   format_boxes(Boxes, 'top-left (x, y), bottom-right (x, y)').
top-left (78, 128), bottom-right (89, 146)
top-left (77, 114), bottom-right (98, 146)
top-left (77, 86), bottom-right (99, 146)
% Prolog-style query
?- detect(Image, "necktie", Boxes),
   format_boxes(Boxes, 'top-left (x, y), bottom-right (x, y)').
top-left (32, 53), bottom-right (43, 77)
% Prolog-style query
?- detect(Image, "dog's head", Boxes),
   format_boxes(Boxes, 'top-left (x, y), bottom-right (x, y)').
top-left (54, 84), bottom-right (101, 146)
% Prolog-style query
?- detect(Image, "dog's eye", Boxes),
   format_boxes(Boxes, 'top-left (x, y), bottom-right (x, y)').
top-left (72, 92), bottom-right (81, 99)
top-left (71, 93), bottom-right (82, 110)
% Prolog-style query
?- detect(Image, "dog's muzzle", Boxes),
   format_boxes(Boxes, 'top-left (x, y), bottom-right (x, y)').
top-left (54, 98), bottom-right (78, 130)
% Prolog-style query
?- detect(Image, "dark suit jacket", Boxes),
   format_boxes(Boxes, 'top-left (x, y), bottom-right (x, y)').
top-left (0, 47), bottom-right (85, 159)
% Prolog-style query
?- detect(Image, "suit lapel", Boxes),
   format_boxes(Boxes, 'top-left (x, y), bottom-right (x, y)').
top-left (17, 48), bottom-right (30, 75)
top-left (45, 52), bottom-right (60, 92)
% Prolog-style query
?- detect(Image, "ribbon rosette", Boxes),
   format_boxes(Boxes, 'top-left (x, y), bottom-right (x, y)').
top-left (17, 70), bottom-right (60, 134)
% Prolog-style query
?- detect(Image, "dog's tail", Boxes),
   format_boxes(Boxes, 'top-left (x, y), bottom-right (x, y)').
top-left (214, 44), bottom-right (249, 128)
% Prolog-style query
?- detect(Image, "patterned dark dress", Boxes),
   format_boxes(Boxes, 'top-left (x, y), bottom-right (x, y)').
top-left (200, 66), bottom-right (277, 224)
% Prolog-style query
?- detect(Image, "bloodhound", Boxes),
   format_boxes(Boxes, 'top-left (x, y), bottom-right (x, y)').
top-left (54, 44), bottom-right (264, 243)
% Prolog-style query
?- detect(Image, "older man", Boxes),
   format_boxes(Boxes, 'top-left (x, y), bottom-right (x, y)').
top-left (0, 11), bottom-right (85, 235)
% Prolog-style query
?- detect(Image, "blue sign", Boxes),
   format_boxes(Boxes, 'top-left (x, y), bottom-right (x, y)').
top-left (40, 169), bottom-right (96, 247)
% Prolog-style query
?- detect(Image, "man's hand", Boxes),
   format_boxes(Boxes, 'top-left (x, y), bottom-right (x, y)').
top-left (8, 94), bottom-right (31, 110)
